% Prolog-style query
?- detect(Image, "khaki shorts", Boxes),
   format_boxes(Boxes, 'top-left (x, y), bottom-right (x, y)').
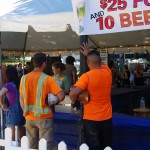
top-left (26, 118), bottom-right (53, 150)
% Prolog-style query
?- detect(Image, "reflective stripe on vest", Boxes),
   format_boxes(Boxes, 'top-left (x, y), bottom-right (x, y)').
top-left (22, 73), bottom-right (50, 117)
top-left (24, 105), bottom-right (50, 115)
top-left (21, 75), bottom-right (26, 102)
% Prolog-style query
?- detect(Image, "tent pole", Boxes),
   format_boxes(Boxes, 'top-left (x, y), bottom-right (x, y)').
top-left (22, 51), bottom-right (25, 75)
top-left (77, 35), bottom-right (89, 150)
top-left (0, 32), bottom-right (4, 150)
top-left (80, 35), bottom-right (89, 75)
top-left (22, 31), bottom-right (28, 74)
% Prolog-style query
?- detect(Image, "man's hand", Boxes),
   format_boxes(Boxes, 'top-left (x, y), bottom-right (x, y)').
top-left (78, 90), bottom-right (90, 104)
top-left (71, 101), bottom-right (81, 110)
top-left (80, 42), bottom-right (89, 56)
top-left (69, 86), bottom-right (84, 103)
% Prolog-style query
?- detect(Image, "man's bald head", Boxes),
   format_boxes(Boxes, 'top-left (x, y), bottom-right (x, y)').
top-left (87, 50), bottom-right (101, 67)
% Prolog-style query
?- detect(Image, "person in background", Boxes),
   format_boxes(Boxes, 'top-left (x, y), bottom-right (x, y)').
top-left (145, 64), bottom-right (150, 85)
top-left (134, 64), bottom-right (144, 86)
top-left (63, 56), bottom-right (77, 90)
top-left (130, 68), bottom-right (136, 88)
top-left (121, 65), bottom-right (130, 88)
top-left (146, 64), bottom-right (150, 73)
top-left (70, 43), bottom-right (113, 150)
top-left (17, 63), bottom-right (23, 80)
top-left (24, 63), bottom-right (30, 75)
top-left (52, 62), bottom-right (70, 94)
top-left (109, 61), bottom-right (120, 88)
top-left (0, 66), bottom-right (25, 141)
top-left (2, 64), bottom-right (6, 86)
top-left (20, 52), bottom-right (65, 150)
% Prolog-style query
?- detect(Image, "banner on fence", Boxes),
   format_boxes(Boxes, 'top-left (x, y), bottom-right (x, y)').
top-left (72, 0), bottom-right (150, 35)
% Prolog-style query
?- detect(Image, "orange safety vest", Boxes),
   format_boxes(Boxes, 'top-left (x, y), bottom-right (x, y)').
top-left (21, 73), bottom-right (51, 118)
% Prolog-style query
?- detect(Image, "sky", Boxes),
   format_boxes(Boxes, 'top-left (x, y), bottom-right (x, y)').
top-left (0, 0), bottom-right (73, 17)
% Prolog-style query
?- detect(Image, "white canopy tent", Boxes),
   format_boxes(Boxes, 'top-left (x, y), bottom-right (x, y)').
top-left (1, 27), bottom-right (150, 51)
top-left (0, 0), bottom-right (76, 32)
top-left (0, 0), bottom-right (150, 52)
top-left (0, 0), bottom-right (100, 55)
top-left (0, 0), bottom-right (78, 51)
top-left (0, 0), bottom-right (79, 140)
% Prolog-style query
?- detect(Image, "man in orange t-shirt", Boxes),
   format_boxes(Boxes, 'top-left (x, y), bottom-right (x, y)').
top-left (69, 50), bottom-right (112, 150)
top-left (20, 52), bottom-right (65, 150)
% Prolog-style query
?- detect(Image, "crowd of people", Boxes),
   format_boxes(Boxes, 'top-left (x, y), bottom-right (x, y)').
top-left (0, 44), bottom-right (114, 150)
top-left (110, 61), bottom-right (150, 88)
top-left (0, 54), bottom-right (78, 148)
top-left (1, 46), bottom-right (150, 150)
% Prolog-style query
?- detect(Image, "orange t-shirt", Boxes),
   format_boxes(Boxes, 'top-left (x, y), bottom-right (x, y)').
top-left (75, 65), bottom-right (112, 121)
top-left (20, 71), bottom-right (62, 120)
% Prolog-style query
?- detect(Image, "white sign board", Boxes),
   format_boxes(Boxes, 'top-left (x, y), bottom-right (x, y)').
top-left (72, 0), bottom-right (150, 35)
top-left (99, 49), bottom-right (108, 65)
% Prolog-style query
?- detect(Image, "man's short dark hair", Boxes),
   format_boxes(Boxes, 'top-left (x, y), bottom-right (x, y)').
top-left (33, 52), bottom-right (47, 68)
top-left (66, 56), bottom-right (75, 64)
top-left (87, 50), bottom-right (101, 64)
top-left (87, 50), bottom-right (100, 57)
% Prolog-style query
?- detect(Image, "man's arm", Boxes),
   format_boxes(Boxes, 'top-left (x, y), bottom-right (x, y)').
top-left (20, 92), bottom-right (24, 110)
top-left (72, 72), bottom-right (77, 84)
top-left (48, 76), bottom-right (65, 102)
top-left (69, 86), bottom-right (84, 103)
top-left (0, 88), bottom-right (8, 111)
top-left (56, 90), bottom-right (65, 102)
top-left (19, 78), bottom-right (24, 110)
